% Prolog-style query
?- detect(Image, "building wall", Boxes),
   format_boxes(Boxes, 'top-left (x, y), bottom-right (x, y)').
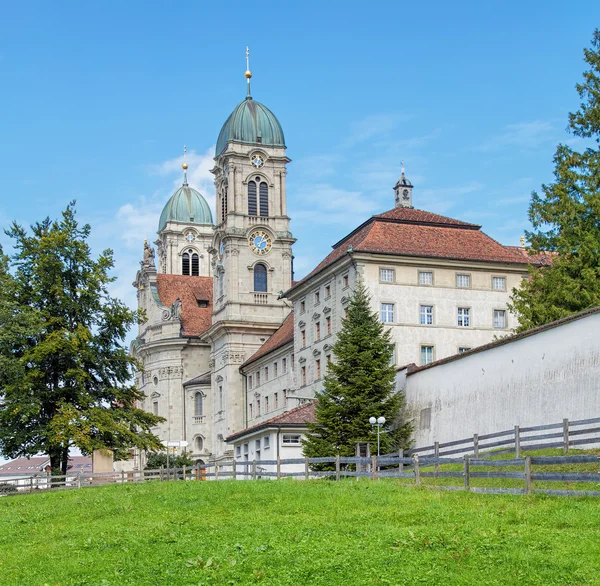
top-left (401, 311), bottom-right (600, 447)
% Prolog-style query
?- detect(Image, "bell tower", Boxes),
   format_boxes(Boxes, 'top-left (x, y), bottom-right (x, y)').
top-left (394, 163), bottom-right (414, 208)
top-left (203, 49), bottom-right (295, 458)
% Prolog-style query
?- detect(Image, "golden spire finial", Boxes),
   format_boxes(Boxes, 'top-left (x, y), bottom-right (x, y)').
top-left (245, 46), bottom-right (252, 97)
top-left (182, 145), bottom-right (188, 185)
top-left (520, 235), bottom-right (525, 247)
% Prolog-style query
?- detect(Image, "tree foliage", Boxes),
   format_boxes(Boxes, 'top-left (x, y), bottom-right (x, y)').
top-left (144, 451), bottom-right (195, 470)
top-left (303, 280), bottom-right (411, 462)
top-left (0, 203), bottom-right (164, 474)
top-left (510, 30), bottom-right (600, 331)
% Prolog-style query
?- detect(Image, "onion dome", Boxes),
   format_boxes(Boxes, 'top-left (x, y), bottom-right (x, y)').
top-left (216, 97), bottom-right (285, 156)
top-left (158, 165), bottom-right (213, 232)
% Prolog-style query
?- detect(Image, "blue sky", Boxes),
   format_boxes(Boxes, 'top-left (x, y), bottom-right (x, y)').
top-left (0, 1), bottom-right (598, 311)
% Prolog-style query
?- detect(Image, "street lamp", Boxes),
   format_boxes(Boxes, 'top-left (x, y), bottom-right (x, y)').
top-left (369, 416), bottom-right (386, 457)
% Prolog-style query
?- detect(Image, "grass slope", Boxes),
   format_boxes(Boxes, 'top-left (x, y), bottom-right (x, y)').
top-left (1, 480), bottom-right (600, 585)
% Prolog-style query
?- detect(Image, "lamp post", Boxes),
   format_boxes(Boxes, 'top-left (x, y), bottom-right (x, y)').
top-left (369, 416), bottom-right (386, 457)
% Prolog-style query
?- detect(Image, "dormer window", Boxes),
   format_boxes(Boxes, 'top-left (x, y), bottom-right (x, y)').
top-left (197, 300), bottom-right (209, 308)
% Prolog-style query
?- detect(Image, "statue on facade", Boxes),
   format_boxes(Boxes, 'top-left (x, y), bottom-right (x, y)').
top-left (142, 239), bottom-right (156, 269)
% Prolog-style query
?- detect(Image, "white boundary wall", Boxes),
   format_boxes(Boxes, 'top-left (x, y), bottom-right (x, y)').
top-left (400, 309), bottom-right (600, 447)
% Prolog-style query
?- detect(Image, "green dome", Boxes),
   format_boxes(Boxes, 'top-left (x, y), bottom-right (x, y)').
top-left (158, 184), bottom-right (213, 232)
top-left (216, 97), bottom-right (285, 156)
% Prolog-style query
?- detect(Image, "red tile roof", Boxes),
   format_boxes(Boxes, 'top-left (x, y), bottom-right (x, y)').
top-left (156, 275), bottom-right (213, 337)
top-left (242, 311), bottom-right (294, 368)
top-left (0, 456), bottom-right (92, 474)
top-left (226, 401), bottom-right (316, 442)
top-left (286, 207), bottom-right (539, 295)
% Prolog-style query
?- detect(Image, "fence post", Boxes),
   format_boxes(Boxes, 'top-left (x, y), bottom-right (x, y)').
top-left (524, 455), bottom-right (531, 495)
top-left (304, 457), bottom-right (309, 481)
top-left (121, 470), bottom-right (125, 485)
top-left (232, 460), bottom-right (237, 481)
top-left (215, 462), bottom-right (220, 482)
top-left (277, 456), bottom-right (281, 480)
top-left (371, 455), bottom-right (378, 480)
top-left (251, 459), bottom-right (257, 480)
top-left (183, 465), bottom-right (186, 481)
top-left (335, 454), bottom-right (341, 481)
top-left (76, 472), bottom-right (81, 490)
top-left (463, 455), bottom-right (470, 491)
top-left (514, 425), bottom-right (521, 459)
top-left (434, 441), bottom-right (440, 474)
top-left (473, 434), bottom-right (479, 458)
top-left (160, 466), bottom-right (164, 482)
top-left (399, 448), bottom-right (404, 474)
top-left (563, 418), bottom-right (569, 455)
top-left (413, 455), bottom-right (420, 486)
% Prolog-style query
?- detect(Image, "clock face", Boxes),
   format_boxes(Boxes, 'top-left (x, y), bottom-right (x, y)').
top-left (248, 229), bottom-right (273, 255)
top-left (251, 153), bottom-right (264, 169)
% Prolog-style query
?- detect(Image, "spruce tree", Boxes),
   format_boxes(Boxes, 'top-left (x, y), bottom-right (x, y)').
top-left (0, 203), bottom-right (164, 474)
top-left (510, 30), bottom-right (600, 331)
top-left (303, 280), bottom-right (411, 461)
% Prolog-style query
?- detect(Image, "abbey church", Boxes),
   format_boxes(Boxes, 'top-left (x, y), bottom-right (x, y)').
top-left (131, 63), bottom-right (537, 465)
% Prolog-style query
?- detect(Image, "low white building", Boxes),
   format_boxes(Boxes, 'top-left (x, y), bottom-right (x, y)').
top-left (398, 306), bottom-right (600, 447)
top-left (226, 402), bottom-right (315, 478)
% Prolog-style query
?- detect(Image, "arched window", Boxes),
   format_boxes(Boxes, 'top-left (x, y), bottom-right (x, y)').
top-left (182, 252), bottom-right (190, 275)
top-left (221, 186), bottom-right (228, 222)
top-left (191, 253), bottom-right (199, 276)
top-left (254, 263), bottom-right (267, 292)
top-left (195, 436), bottom-right (204, 452)
top-left (259, 182), bottom-right (269, 217)
top-left (194, 393), bottom-right (203, 417)
top-left (248, 181), bottom-right (257, 215)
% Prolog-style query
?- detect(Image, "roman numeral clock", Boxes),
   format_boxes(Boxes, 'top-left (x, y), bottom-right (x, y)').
top-left (248, 229), bottom-right (273, 256)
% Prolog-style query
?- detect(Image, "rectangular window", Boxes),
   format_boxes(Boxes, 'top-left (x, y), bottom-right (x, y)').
top-left (457, 307), bottom-right (470, 327)
top-left (419, 271), bottom-right (433, 285)
top-left (264, 366), bottom-right (269, 381)
top-left (301, 366), bottom-right (307, 385)
top-left (380, 268), bottom-right (394, 283)
top-left (283, 389), bottom-right (287, 406)
top-left (421, 345), bottom-right (434, 365)
top-left (263, 435), bottom-right (270, 449)
top-left (274, 362), bottom-right (278, 377)
top-left (249, 404), bottom-right (253, 419)
top-left (456, 274), bottom-right (471, 288)
top-left (274, 392), bottom-right (278, 409)
top-left (248, 375), bottom-right (253, 390)
top-left (419, 305), bottom-right (433, 325)
top-left (315, 322), bottom-right (321, 340)
top-left (315, 291), bottom-right (320, 305)
top-left (343, 274), bottom-right (349, 288)
top-left (257, 371), bottom-right (261, 386)
top-left (243, 443), bottom-right (249, 456)
top-left (325, 284), bottom-right (331, 298)
top-left (458, 347), bottom-right (471, 354)
top-left (493, 276), bottom-right (506, 291)
top-left (282, 358), bottom-right (287, 374)
top-left (265, 396), bottom-right (269, 412)
top-left (236, 446), bottom-right (241, 457)
top-left (381, 303), bottom-right (394, 323)
top-left (282, 434), bottom-right (302, 445)
top-left (291, 354), bottom-right (295, 370)
top-left (256, 439), bottom-right (261, 451)
top-left (316, 359), bottom-right (321, 379)
top-left (301, 330), bottom-right (306, 347)
top-left (300, 300), bottom-right (305, 313)
top-left (494, 309), bottom-right (506, 329)
top-left (256, 399), bottom-right (261, 416)
top-left (219, 386), bottom-right (223, 410)
top-left (326, 316), bottom-right (331, 335)
top-left (153, 401), bottom-right (158, 416)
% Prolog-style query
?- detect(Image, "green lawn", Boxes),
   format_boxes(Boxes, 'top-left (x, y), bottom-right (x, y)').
top-left (1, 480), bottom-right (600, 585)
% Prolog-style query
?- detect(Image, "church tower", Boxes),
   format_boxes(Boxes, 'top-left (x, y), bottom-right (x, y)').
top-left (203, 49), bottom-right (295, 457)
top-left (394, 165), bottom-right (414, 208)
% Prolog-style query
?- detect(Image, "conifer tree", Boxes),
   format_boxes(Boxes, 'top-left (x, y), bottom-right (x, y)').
top-left (510, 30), bottom-right (600, 331)
top-left (0, 203), bottom-right (164, 474)
top-left (303, 280), bottom-right (411, 461)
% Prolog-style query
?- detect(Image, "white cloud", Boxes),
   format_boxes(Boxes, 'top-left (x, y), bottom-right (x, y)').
top-left (342, 113), bottom-right (413, 148)
top-left (481, 121), bottom-right (555, 151)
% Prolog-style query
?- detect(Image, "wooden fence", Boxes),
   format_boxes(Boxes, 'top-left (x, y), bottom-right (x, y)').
top-left (401, 416), bottom-right (600, 459)
top-left (2, 416), bottom-right (599, 498)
